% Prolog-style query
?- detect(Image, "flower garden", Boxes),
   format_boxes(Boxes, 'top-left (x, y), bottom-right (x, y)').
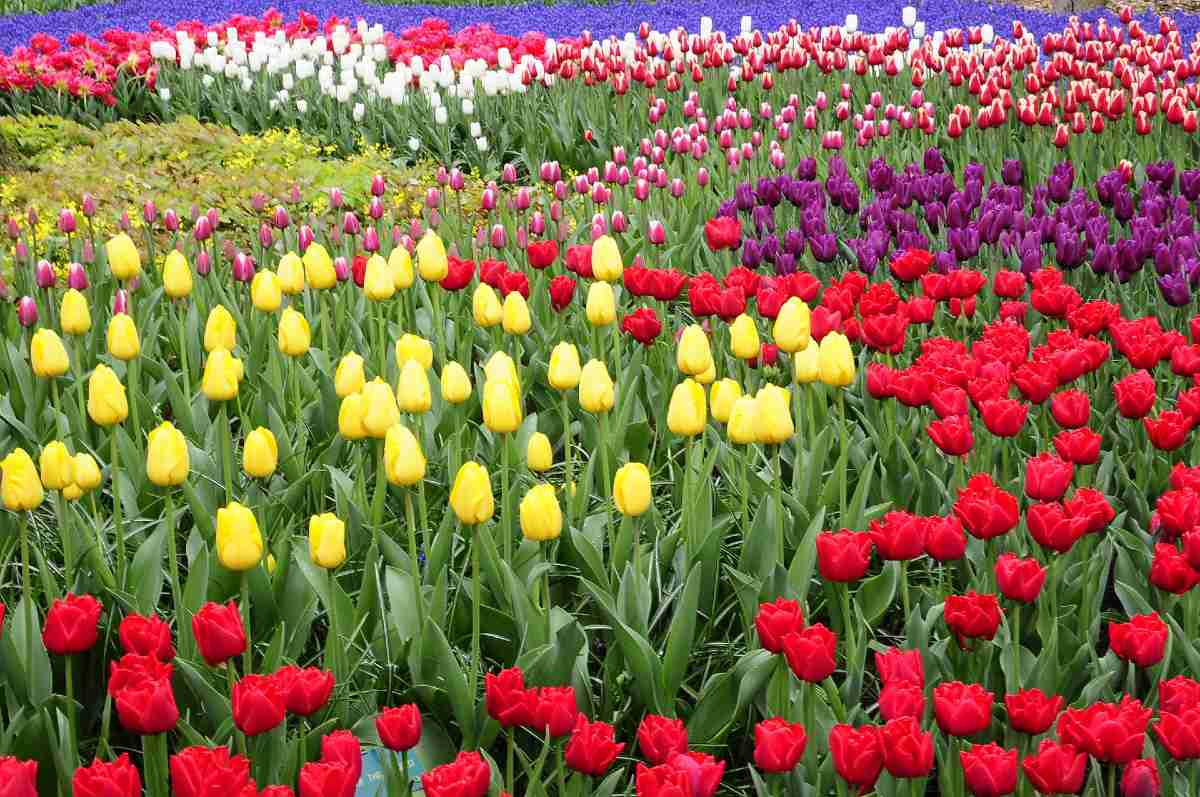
top-left (6, 0), bottom-right (1200, 795)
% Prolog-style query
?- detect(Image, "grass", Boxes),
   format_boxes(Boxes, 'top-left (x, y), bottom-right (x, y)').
top-left (0, 0), bottom-right (108, 15)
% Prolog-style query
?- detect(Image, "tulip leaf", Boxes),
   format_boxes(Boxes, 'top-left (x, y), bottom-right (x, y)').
top-left (661, 562), bottom-right (701, 707)
top-left (409, 614), bottom-right (474, 746)
top-left (1164, 615), bottom-right (1200, 677)
top-left (174, 657), bottom-right (232, 725)
top-left (580, 578), bottom-right (662, 714)
top-left (788, 506), bottom-right (825, 609)
top-left (0, 599), bottom-right (51, 706)
top-left (858, 561), bottom-right (899, 627)
top-left (1114, 579), bottom-right (1155, 618)
top-left (129, 523), bottom-right (167, 614)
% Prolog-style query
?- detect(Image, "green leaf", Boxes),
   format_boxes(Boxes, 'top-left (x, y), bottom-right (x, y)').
top-left (857, 562), bottom-right (899, 627)
top-left (129, 523), bottom-right (167, 614)
top-left (661, 563), bottom-right (702, 706)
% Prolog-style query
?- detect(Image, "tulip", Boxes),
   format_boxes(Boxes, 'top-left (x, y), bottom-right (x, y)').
top-left (395, 334), bottom-right (434, 370)
top-left (450, 462), bottom-right (494, 525)
top-left (774, 298), bottom-right (812, 353)
top-left (364, 254), bottom-right (394, 300)
top-left (441, 362), bottom-right (472, 404)
top-left (60, 289), bottom-right (91, 336)
top-left (201, 349), bottom-right (242, 402)
top-left (163, 250), bottom-right (193, 299)
top-left (527, 433), bottom-right (553, 473)
top-left (72, 453), bottom-right (101, 492)
top-left (146, 422), bottom-right (189, 487)
top-left (309, 514), bottom-right (346, 569)
top-left (335, 353), bottom-right (366, 397)
top-left (793, 340), bottom-right (820, 383)
top-left (389, 246), bottom-right (414, 289)
top-left (473, 283), bottom-right (503, 327)
top-left (586, 282), bottom-right (616, 326)
top-left (549, 343), bottom-right (582, 390)
top-left (818, 332), bottom-right (855, 387)
top-left (362, 378), bottom-right (401, 438)
top-left (727, 395), bottom-right (760, 445)
top-left (204, 305), bottom-right (236, 353)
top-left (677, 325), bottom-right (714, 376)
top-left (250, 271), bottom-right (281, 312)
top-left (730, 314), bottom-right (760, 360)
top-left (88, 365), bottom-right (128, 426)
top-left (277, 252), bottom-right (306, 294)
top-left (106, 314), bottom-right (140, 360)
top-left (215, 502), bottom-right (263, 571)
top-left (302, 244), bottom-right (336, 289)
top-left (710, 379), bottom-right (742, 424)
top-left (591, 235), bottom-right (623, 282)
top-left (668, 379), bottom-right (706, 436)
top-left (613, 462), bottom-right (651, 517)
top-left (16, 296), bottom-right (37, 327)
top-left (520, 484), bottom-right (562, 542)
top-left (385, 424), bottom-right (425, 486)
top-left (416, 231), bottom-right (449, 281)
top-left (483, 376), bottom-right (522, 434)
top-left (243, 428), bottom-right (278, 479)
top-left (338, 393), bottom-right (368, 440)
top-left (502, 292), bottom-right (531, 335)
top-left (38, 440), bottom-right (74, 491)
top-left (579, 360), bottom-right (615, 414)
top-left (755, 385), bottom-right (794, 444)
top-left (397, 360), bottom-right (432, 414)
top-left (31, 328), bottom-right (69, 378)
top-left (277, 308), bottom-right (311, 357)
top-left (106, 233), bottom-right (141, 281)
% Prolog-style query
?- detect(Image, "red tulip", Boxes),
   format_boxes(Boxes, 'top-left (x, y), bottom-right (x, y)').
top-left (565, 245), bottom-right (594, 279)
top-left (319, 730), bottom-right (361, 797)
top-left (43, 593), bottom-right (102, 655)
top-left (191, 601), bottom-right (247, 667)
top-left (816, 531), bottom-right (873, 582)
top-left (485, 668), bottom-right (537, 728)
top-left (1144, 411), bottom-right (1194, 451)
top-left (861, 312), bottom-right (907, 354)
top-left (879, 717), bottom-right (934, 778)
top-left (622, 308), bottom-right (662, 346)
top-left (1004, 688), bottom-right (1063, 735)
top-left (927, 415), bottom-right (974, 456)
top-left (169, 747), bottom-right (252, 797)
top-left (420, 752), bottom-right (489, 797)
top-left (753, 717), bottom-right (807, 773)
top-left (1024, 453), bottom-right (1074, 502)
top-left (828, 724), bottom-right (883, 795)
top-left (1021, 740), bottom-right (1086, 794)
top-left (108, 654), bottom-right (179, 735)
top-left (1064, 487), bottom-right (1115, 536)
top-left (867, 511), bottom-right (928, 561)
top-left (980, 398), bottom-right (1028, 438)
top-left (754, 598), bottom-right (804, 653)
top-left (73, 754), bottom-right (141, 797)
top-left (636, 715), bottom-right (688, 765)
top-left (634, 762), bottom-right (691, 797)
top-left (875, 647), bottom-right (924, 686)
top-left (1056, 696), bottom-right (1151, 764)
top-left (959, 742), bottom-right (1018, 797)
top-left (1026, 501), bottom-right (1088, 554)
top-left (1150, 543), bottom-right (1200, 594)
top-left (954, 474), bottom-right (1019, 540)
top-left (1158, 675), bottom-right (1200, 715)
top-left (1109, 612), bottom-right (1168, 668)
top-left (277, 666), bottom-right (335, 717)
top-left (992, 270), bottom-right (1027, 298)
top-left (0, 756), bottom-right (37, 797)
top-left (933, 681), bottom-right (993, 737)
top-left (377, 705), bottom-right (422, 752)
top-left (527, 240), bottom-right (559, 270)
top-left (931, 386), bottom-right (969, 418)
top-left (704, 217), bottom-right (742, 251)
top-left (1113, 370), bottom-right (1156, 419)
top-left (994, 554), bottom-right (1045, 604)
top-left (889, 249), bottom-right (934, 282)
top-left (782, 625), bottom-right (837, 683)
top-left (231, 674), bottom-right (287, 737)
top-left (879, 681), bottom-right (925, 721)
top-left (1152, 705), bottom-right (1200, 760)
top-left (118, 613), bottom-right (174, 661)
top-left (925, 515), bottom-right (967, 562)
top-left (532, 686), bottom-right (578, 737)
top-left (441, 256), bottom-right (475, 291)
top-left (665, 752), bottom-right (724, 797)
top-left (565, 716), bottom-right (625, 776)
top-left (1052, 428), bottom-right (1101, 465)
top-left (1121, 758), bottom-right (1161, 797)
top-left (548, 275), bottom-right (576, 312)
top-left (299, 763), bottom-right (357, 797)
top-left (944, 592), bottom-right (1002, 645)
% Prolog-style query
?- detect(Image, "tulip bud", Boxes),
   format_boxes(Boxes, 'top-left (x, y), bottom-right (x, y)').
top-left (243, 427), bottom-right (278, 479)
top-left (31, 328), bottom-right (69, 378)
top-left (755, 384), bottom-right (795, 444)
top-left (335, 353), bottom-right (366, 397)
top-left (502, 292), bottom-right (531, 336)
top-left (298, 225), bottom-right (315, 253)
top-left (586, 282), bottom-right (617, 327)
top-left (548, 342), bottom-right (582, 390)
top-left (364, 254), bottom-right (395, 301)
top-left (362, 378), bottom-right (401, 438)
top-left (162, 250), bottom-right (193, 299)
top-left (613, 462), bottom-right (651, 516)
top-left (450, 461), bottom-right (494, 525)
top-left (395, 334), bottom-right (434, 370)
top-left (73, 453), bottom-right (101, 491)
top-left (527, 433), bottom-right (553, 473)
top-left (35, 260), bottom-right (54, 289)
top-left (710, 379), bottom-right (742, 424)
top-left (81, 193), bottom-right (97, 218)
top-left (579, 359), bottom-right (616, 414)
top-left (250, 270), bottom-right (282, 312)
top-left (397, 360), bottom-right (432, 414)
top-left (87, 364), bottom-right (128, 426)
top-left (338, 393), bottom-right (368, 440)
top-left (277, 308), bottom-right (311, 357)
top-left (490, 224), bottom-right (507, 249)
top-left (146, 421), bottom-right (190, 487)
top-left (389, 246), bottom-right (414, 290)
top-left (677, 324), bottom-right (714, 375)
top-left (162, 208), bottom-right (179, 231)
top-left (591, 235), bottom-right (623, 282)
top-left (67, 263), bottom-right (88, 291)
top-left (277, 253), bottom-right (305, 294)
top-left (195, 251), bottom-right (211, 277)
top-left (1, 448), bottom-right (44, 511)
top-left (39, 440), bottom-right (74, 491)
top-left (216, 502), bottom-right (263, 571)
top-left (60, 289), bottom-right (91, 336)
top-left (416, 231), bottom-right (449, 281)
top-left (520, 483), bottom-right (562, 542)
top-left (232, 252), bottom-right (256, 283)
top-left (202, 348), bottom-right (243, 402)
top-left (107, 314), bottom-right (141, 361)
top-left (302, 244), bottom-right (336, 290)
top-left (441, 362), bottom-right (472, 404)
top-left (668, 378), bottom-right (707, 436)
top-left (105, 233), bottom-right (141, 281)
top-left (16, 296), bottom-right (37, 327)
top-left (204, 305), bottom-right (237, 353)
top-left (818, 332), bottom-right (856, 388)
top-left (473, 283), bottom-right (503, 328)
top-left (309, 513), bottom-right (347, 569)
top-left (729, 314), bottom-right (760, 360)
top-left (773, 298), bottom-right (811, 353)
top-left (371, 174), bottom-right (387, 196)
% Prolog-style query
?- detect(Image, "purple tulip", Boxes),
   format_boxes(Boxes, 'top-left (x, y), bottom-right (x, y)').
top-left (490, 224), bottom-right (507, 249)
top-left (370, 174), bottom-right (386, 197)
top-left (328, 188), bottom-right (344, 210)
top-left (16, 296), bottom-right (37, 327)
top-left (143, 200), bottom-right (158, 225)
top-left (112, 289), bottom-right (129, 315)
top-left (251, 192), bottom-right (268, 213)
top-left (80, 240), bottom-right (94, 264)
top-left (196, 251), bottom-right (211, 277)
top-left (193, 217), bottom-right (212, 242)
top-left (58, 209), bottom-right (77, 234)
top-left (258, 224), bottom-right (274, 250)
top-left (530, 212), bottom-right (546, 237)
top-left (363, 226), bottom-right (381, 252)
top-left (67, 263), bottom-right (88, 290)
top-left (298, 225), bottom-right (315, 253)
top-left (1159, 271), bottom-right (1192, 306)
top-left (35, 260), bottom-right (55, 289)
top-left (232, 252), bottom-right (256, 283)
top-left (80, 193), bottom-right (97, 218)
top-left (334, 257), bottom-right (350, 282)
top-left (648, 220), bottom-right (665, 245)
top-left (206, 208), bottom-right (220, 230)
top-left (163, 209), bottom-right (179, 232)
top-left (369, 197), bottom-right (385, 221)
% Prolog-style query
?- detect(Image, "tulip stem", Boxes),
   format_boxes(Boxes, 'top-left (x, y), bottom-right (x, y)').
top-left (372, 438), bottom-right (388, 541)
top-left (544, 549), bottom-right (553, 643)
top-left (241, 574), bottom-right (252, 676)
top-left (1010, 606), bottom-right (1021, 693)
top-left (561, 393), bottom-right (573, 523)
top-left (836, 389), bottom-right (848, 520)
top-left (128, 356), bottom-right (142, 447)
top-left (111, 432), bottom-right (127, 588)
top-left (404, 488), bottom-right (424, 629)
top-left (838, 584), bottom-right (856, 678)
top-left (319, 291), bottom-right (333, 356)
top-left (402, 750), bottom-right (412, 797)
top-left (376, 304), bottom-right (387, 380)
top-left (219, 403), bottom-right (234, 502)
top-left (773, 445), bottom-right (784, 563)
top-left (431, 286), bottom-right (446, 367)
top-left (175, 303), bottom-right (191, 395)
top-left (1107, 764), bottom-right (1116, 797)
top-left (469, 530), bottom-right (482, 737)
top-left (164, 490), bottom-right (188, 655)
top-left (55, 491), bottom-right (75, 591)
top-left (65, 654), bottom-right (78, 775)
top-left (71, 339), bottom-right (88, 447)
top-left (501, 434), bottom-right (512, 564)
top-left (506, 728), bottom-right (515, 796)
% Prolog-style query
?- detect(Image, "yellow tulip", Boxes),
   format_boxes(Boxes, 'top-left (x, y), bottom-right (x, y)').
top-left (39, 441), bottom-right (74, 491)
top-left (773, 298), bottom-right (811, 354)
top-left (729, 314), bottom-right (760, 360)
top-left (62, 484), bottom-right (83, 502)
top-left (709, 379), bottom-right (742, 424)
top-left (277, 252), bottom-right (306, 294)
top-left (449, 461), bottom-right (494, 525)
top-left (473, 283), bottom-right (502, 328)
top-left (251, 270), bottom-right (282, 312)
top-left (755, 384), bottom-right (795, 444)
top-left (266, 554), bottom-right (277, 575)
top-left (415, 230), bottom-right (449, 282)
top-left (1, 448), bottom-right (44, 511)
top-left (105, 233), bottom-right (141, 281)
top-left (484, 351), bottom-right (520, 390)
top-left (482, 376), bottom-right (522, 434)
top-left (389, 246), bottom-right (414, 289)
top-left (727, 395), bottom-right (759, 445)
top-left (204, 305), bottom-right (237, 353)
top-left (163, 250), bottom-right (193, 299)
top-left (579, 359), bottom-right (615, 414)
top-left (278, 308), bottom-right (311, 357)
top-left (215, 502), bottom-right (263, 571)
top-left (87, 364), bottom-right (128, 426)
top-left (793, 339), bottom-right (820, 384)
top-left (364, 254), bottom-right (395, 301)
top-left (385, 424), bottom-right (426, 486)
top-left (309, 513), bottom-right (347, 569)
top-left (502, 292), bottom-right (531, 336)
top-left (31, 328), bottom-right (69, 378)
top-left (338, 392), bottom-right (368, 440)
top-left (335, 352), bottom-right (366, 397)
top-left (441, 362), bottom-right (472, 404)
top-left (613, 462), bottom-right (651, 517)
top-left (106, 313), bottom-right (140, 360)
top-left (146, 421), bottom-right (190, 487)
top-left (395, 334), bottom-right (434, 370)
top-left (695, 363), bottom-right (717, 385)
top-left (667, 378), bottom-right (706, 437)
top-left (243, 427), bottom-right (278, 479)
top-left (60, 289), bottom-right (91, 336)
top-left (303, 243), bottom-right (336, 289)
top-left (72, 453), bottom-right (102, 491)
top-left (818, 332), bottom-right (856, 388)
top-left (586, 281), bottom-right (616, 326)
top-left (591, 235), bottom-right (623, 282)
top-left (397, 360), bottom-right (432, 414)
top-left (527, 432), bottom-right (553, 473)
top-left (201, 348), bottom-right (242, 402)
top-left (362, 378), bottom-right (400, 438)
top-left (676, 325), bottom-right (713, 376)
top-left (520, 483), bottom-right (562, 542)
top-left (548, 342), bottom-right (582, 391)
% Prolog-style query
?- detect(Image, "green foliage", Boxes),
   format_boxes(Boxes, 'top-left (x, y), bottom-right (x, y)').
top-left (0, 0), bottom-right (104, 14)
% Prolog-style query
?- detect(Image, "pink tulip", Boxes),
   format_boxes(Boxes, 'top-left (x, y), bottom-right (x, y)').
top-left (16, 296), bottom-right (37, 327)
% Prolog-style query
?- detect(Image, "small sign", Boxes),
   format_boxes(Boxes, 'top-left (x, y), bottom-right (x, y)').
top-left (356, 748), bottom-right (426, 797)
